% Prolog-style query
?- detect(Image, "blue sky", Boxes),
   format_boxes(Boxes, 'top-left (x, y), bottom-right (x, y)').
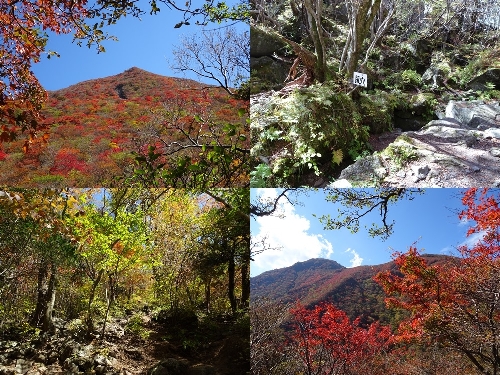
top-left (250, 188), bottom-right (488, 277)
top-left (32, 0), bottom-right (248, 90)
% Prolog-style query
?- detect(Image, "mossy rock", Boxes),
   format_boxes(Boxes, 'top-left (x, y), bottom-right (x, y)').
top-left (358, 91), bottom-right (400, 134)
top-left (250, 56), bottom-right (290, 93)
top-left (250, 25), bottom-right (288, 58)
top-left (394, 93), bottom-right (437, 131)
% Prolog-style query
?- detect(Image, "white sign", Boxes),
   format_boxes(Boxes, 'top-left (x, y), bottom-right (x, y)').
top-left (353, 72), bottom-right (367, 87)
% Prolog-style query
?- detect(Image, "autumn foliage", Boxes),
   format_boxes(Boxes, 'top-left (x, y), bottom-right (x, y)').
top-left (0, 68), bottom-right (249, 187)
top-left (289, 302), bottom-right (392, 375)
top-left (375, 188), bottom-right (500, 374)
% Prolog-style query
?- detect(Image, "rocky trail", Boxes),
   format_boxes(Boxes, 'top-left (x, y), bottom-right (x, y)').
top-left (0, 312), bottom-right (249, 375)
top-left (329, 99), bottom-right (500, 187)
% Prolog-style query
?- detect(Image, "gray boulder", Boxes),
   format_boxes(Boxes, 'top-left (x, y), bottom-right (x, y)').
top-left (250, 26), bottom-right (287, 58)
top-left (445, 100), bottom-right (500, 128)
top-left (339, 154), bottom-right (387, 185)
top-left (467, 68), bottom-right (500, 91)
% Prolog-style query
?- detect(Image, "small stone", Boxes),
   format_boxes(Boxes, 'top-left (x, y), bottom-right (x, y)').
top-left (413, 165), bottom-right (430, 182)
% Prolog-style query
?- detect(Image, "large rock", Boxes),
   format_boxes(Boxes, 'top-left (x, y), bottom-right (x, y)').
top-left (250, 26), bottom-right (287, 58)
top-left (445, 100), bottom-right (500, 128)
top-left (250, 56), bottom-right (290, 93)
top-left (394, 93), bottom-right (437, 131)
top-left (338, 109), bottom-right (500, 187)
top-left (338, 154), bottom-right (387, 185)
top-left (467, 68), bottom-right (500, 91)
top-left (148, 358), bottom-right (190, 375)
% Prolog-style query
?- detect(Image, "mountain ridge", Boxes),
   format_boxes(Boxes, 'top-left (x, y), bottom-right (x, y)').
top-left (251, 254), bottom-right (452, 325)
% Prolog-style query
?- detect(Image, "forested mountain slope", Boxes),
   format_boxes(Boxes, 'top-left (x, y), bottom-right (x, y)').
top-left (251, 255), bottom-right (451, 326)
top-left (0, 67), bottom-right (249, 187)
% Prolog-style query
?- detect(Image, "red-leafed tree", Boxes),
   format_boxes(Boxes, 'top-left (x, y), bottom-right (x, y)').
top-left (289, 302), bottom-right (392, 375)
top-left (375, 188), bottom-right (500, 375)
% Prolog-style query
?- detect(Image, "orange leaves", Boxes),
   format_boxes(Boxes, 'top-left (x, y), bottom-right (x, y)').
top-left (458, 188), bottom-right (500, 260)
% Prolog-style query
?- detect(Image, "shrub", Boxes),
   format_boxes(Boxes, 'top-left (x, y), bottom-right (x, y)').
top-left (251, 83), bottom-right (370, 186)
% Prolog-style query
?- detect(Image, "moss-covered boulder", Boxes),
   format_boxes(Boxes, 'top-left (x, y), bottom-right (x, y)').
top-left (250, 56), bottom-right (289, 94)
top-left (250, 25), bottom-right (288, 58)
top-left (394, 93), bottom-right (437, 131)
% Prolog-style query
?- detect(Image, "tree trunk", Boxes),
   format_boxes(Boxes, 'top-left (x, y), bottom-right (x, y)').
top-left (31, 260), bottom-right (57, 333)
top-left (204, 276), bottom-right (211, 313)
top-left (86, 269), bottom-right (104, 334)
top-left (343, 0), bottom-right (383, 77)
top-left (240, 260), bottom-right (250, 309)
top-left (42, 263), bottom-right (57, 333)
top-left (101, 273), bottom-right (116, 339)
top-left (30, 260), bottom-right (49, 327)
top-left (303, 0), bottom-right (327, 82)
top-left (227, 244), bottom-right (237, 313)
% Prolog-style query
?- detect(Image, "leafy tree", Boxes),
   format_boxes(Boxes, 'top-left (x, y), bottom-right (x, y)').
top-left (375, 188), bottom-right (500, 375)
top-left (67, 193), bottom-right (151, 336)
top-left (197, 189), bottom-right (250, 312)
top-left (148, 190), bottom-right (206, 312)
top-left (131, 96), bottom-right (249, 188)
top-left (0, 189), bottom-right (81, 331)
top-left (289, 302), bottom-right (392, 375)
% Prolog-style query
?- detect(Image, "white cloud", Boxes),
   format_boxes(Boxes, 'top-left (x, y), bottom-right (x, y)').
top-left (459, 230), bottom-right (487, 249)
top-left (251, 190), bottom-right (333, 276)
top-left (458, 217), bottom-right (469, 226)
top-left (345, 248), bottom-right (363, 267)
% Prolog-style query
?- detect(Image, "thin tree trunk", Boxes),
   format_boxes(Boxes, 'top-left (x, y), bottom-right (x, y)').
top-left (204, 276), bottom-right (211, 313)
top-left (241, 261), bottom-right (250, 309)
top-left (42, 263), bottom-right (57, 333)
top-left (86, 269), bottom-right (104, 334)
top-left (101, 274), bottom-right (116, 339)
top-left (227, 244), bottom-right (237, 313)
top-left (31, 260), bottom-right (49, 328)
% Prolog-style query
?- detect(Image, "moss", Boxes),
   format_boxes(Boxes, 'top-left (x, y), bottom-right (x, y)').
top-left (382, 141), bottom-right (419, 168)
top-left (251, 82), bottom-right (371, 184)
top-left (358, 91), bottom-right (398, 134)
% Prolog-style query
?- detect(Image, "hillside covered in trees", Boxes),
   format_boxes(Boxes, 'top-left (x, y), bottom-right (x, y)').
top-left (0, 68), bottom-right (249, 188)
top-left (0, 188), bottom-right (249, 374)
top-left (250, 0), bottom-right (500, 187)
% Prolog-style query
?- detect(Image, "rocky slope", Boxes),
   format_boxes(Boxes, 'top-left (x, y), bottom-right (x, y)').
top-left (330, 99), bottom-right (500, 188)
top-left (0, 311), bottom-right (249, 375)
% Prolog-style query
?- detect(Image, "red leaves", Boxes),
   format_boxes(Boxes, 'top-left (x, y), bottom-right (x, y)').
top-left (374, 189), bottom-right (500, 373)
top-left (290, 302), bottom-right (392, 374)
top-left (50, 148), bottom-right (89, 175)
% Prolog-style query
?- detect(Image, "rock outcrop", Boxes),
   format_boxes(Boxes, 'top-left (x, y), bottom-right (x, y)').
top-left (331, 100), bottom-right (500, 187)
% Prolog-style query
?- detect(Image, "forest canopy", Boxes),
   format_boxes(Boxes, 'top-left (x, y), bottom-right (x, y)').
top-left (0, 188), bottom-right (250, 338)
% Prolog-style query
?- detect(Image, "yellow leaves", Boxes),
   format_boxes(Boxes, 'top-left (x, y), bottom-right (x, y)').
top-left (332, 149), bottom-right (343, 166)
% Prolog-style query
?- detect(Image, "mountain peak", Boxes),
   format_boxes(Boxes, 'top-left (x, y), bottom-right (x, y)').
top-left (291, 258), bottom-right (345, 272)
